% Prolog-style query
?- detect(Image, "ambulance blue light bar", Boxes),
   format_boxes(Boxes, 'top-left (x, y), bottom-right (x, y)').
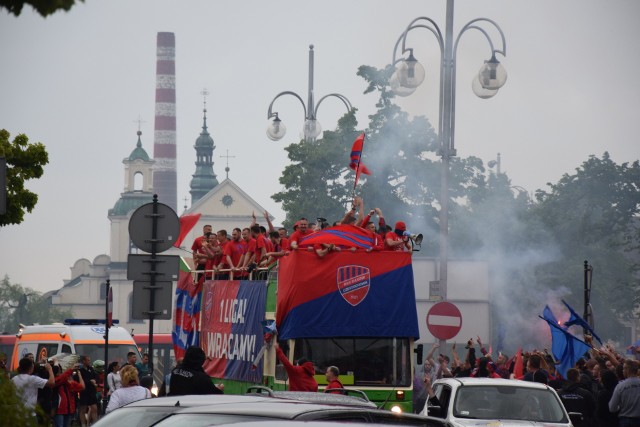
top-left (64, 319), bottom-right (120, 325)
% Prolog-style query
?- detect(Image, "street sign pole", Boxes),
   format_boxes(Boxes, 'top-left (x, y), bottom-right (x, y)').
top-left (128, 194), bottom-right (179, 381)
top-left (101, 280), bottom-right (110, 415)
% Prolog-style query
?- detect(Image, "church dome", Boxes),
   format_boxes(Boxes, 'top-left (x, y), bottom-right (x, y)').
top-left (129, 131), bottom-right (150, 161)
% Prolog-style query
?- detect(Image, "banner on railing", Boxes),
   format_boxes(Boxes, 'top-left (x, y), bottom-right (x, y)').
top-left (201, 280), bottom-right (267, 382)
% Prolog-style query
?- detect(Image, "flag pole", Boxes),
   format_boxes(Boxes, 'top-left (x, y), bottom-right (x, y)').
top-left (352, 133), bottom-right (365, 205)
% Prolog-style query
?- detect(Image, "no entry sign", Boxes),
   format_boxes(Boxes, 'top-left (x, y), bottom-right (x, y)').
top-left (427, 301), bottom-right (462, 340)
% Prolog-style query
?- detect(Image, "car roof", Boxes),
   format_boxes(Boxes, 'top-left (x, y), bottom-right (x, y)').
top-left (173, 400), bottom-right (369, 417)
top-left (123, 394), bottom-right (279, 408)
top-left (247, 391), bottom-right (378, 408)
top-left (434, 377), bottom-right (552, 390)
top-left (172, 401), bottom-right (448, 426)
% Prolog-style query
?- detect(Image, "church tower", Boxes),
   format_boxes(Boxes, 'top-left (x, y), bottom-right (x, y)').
top-left (189, 91), bottom-right (218, 204)
top-left (108, 131), bottom-right (155, 262)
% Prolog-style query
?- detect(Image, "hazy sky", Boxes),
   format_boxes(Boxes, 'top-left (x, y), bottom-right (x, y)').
top-left (1, 0), bottom-right (638, 294)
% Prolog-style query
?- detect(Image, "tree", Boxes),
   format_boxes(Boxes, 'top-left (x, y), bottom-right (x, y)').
top-left (0, 130), bottom-right (49, 227)
top-left (272, 111), bottom-right (362, 229)
top-left (0, 275), bottom-right (72, 334)
top-left (531, 153), bottom-right (640, 339)
top-left (0, 0), bottom-right (82, 17)
top-left (272, 64), bottom-right (488, 253)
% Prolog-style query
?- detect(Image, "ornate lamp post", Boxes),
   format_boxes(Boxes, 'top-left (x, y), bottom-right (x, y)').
top-left (266, 44), bottom-right (353, 142)
top-left (391, 0), bottom-right (507, 338)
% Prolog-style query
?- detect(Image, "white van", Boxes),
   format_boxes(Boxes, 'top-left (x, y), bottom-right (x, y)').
top-left (11, 319), bottom-right (141, 370)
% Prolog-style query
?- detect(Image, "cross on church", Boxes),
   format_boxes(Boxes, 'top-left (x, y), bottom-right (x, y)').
top-left (133, 115), bottom-right (146, 132)
top-left (220, 149), bottom-right (235, 179)
top-left (201, 88), bottom-right (210, 110)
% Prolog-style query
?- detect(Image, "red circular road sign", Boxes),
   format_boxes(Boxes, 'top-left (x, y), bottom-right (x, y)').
top-left (427, 301), bottom-right (462, 340)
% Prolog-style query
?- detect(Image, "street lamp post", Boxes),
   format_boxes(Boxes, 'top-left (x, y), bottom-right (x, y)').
top-left (266, 44), bottom-right (353, 143)
top-left (391, 0), bottom-right (507, 346)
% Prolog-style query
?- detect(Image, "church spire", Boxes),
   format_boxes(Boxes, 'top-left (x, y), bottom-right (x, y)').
top-left (189, 89), bottom-right (219, 204)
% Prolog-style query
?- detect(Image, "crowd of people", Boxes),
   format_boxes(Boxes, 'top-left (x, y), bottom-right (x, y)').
top-left (415, 336), bottom-right (640, 426)
top-left (4, 346), bottom-right (224, 426)
top-left (189, 198), bottom-right (414, 280)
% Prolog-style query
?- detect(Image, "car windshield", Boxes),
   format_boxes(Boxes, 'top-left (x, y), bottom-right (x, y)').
top-left (91, 407), bottom-right (175, 427)
top-left (453, 385), bottom-right (568, 423)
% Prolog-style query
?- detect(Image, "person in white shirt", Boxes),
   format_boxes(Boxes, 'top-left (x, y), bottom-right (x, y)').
top-left (105, 365), bottom-right (151, 413)
top-left (12, 356), bottom-right (54, 409)
top-left (106, 361), bottom-right (122, 395)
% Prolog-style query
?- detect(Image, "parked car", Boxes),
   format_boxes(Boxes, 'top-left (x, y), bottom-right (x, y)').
top-left (150, 399), bottom-right (448, 427)
top-left (91, 395), bottom-right (277, 427)
top-left (92, 393), bottom-right (447, 427)
top-left (420, 377), bottom-right (581, 426)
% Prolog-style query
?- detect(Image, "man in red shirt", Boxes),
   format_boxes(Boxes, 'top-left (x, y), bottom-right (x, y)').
top-left (275, 342), bottom-right (318, 392)
top-left (385, 221), bottom-right (412, 251)
top-left (260, 231), bottom-right (290, 267)
top-left (223, 228), bottom-right (246, 278)
top-left (214, 229), bottom-right (230, 279)
top-left (325, 366), bottom-right (344, 394)
top-left (289, 218), bottom-right (312, 249)
top-left (191, 224), bottom-right (212, 273)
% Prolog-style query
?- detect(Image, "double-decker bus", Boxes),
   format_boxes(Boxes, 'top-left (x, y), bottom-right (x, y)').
top-left (195, 229), bottom-right (419, 413)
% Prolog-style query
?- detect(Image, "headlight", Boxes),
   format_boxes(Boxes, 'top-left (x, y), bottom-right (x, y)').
top-left (390, 405), bottom-right (403, 413)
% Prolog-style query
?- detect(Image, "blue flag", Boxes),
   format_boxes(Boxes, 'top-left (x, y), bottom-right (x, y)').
top-left (539, 315), bottom-right (592, 378)
top-left (562, 300), bottom-right (602, 344)
top-left (543, 305), bottom-right (559, 326)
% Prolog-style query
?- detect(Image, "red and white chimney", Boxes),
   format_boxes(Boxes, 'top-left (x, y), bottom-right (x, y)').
top-left (152, 32), bottom-right (178, 211)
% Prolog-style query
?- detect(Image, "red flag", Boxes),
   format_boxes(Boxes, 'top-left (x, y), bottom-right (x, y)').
top-left (173, 213), bottom-right (202, 248)
top-left (349, 133), bottom-right (371, 188)
top-left (513, 347), bottom-right (524, 379)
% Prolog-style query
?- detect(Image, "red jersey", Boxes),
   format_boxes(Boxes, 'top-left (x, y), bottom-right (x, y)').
top-left (384, 231), bottom-right (405, 251)
top-left (290, 229), bottom-right (312, 247)
top-left (216, 240), bottom-right (229, 268)
top-left (245, 238), bottom-right (257, 263)
top-left (224, 240), bottom-right (245, 268)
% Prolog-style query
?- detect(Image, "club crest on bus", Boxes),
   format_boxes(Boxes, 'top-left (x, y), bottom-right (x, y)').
top-left (337, 265), bottom-right (370, 306)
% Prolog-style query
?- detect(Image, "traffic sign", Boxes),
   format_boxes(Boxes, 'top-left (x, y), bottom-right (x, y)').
top-left (127, 254), bottom-right (179, 281)
top-left (426, 301), bottom-right (462, 340)
top-left (128, 202), bottom-right (179, 253)
top-left (131, 281), bottom-right (173, 320)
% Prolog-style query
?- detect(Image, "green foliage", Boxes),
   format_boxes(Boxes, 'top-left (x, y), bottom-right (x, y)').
top-left (272, 60), bottom-right (640, 347)
top-left (0, 130), bottom-right (49, 227)
top-left (0, 276), bottom-right (73, 334)
top-left (272, 110), bottom-right (361, 229)
top-left (532, 153), bottom-right (640, 336)
top-left (0, 0), bottom-right (82, 17)
top-left (0, 374), bottom-right (43, 427)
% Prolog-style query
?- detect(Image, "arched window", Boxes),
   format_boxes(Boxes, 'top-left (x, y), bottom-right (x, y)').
top-left (128, 291), bottom-right (144, 324)
top-left (133, 172), bottom-right (144, 191)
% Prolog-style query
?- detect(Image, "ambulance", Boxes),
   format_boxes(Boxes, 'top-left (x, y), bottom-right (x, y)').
top-left (11, 319), bottom-right (141, 371)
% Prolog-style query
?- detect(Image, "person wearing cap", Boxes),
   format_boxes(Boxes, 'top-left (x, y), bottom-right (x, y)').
top-left (289, 218), bottom-right (313, 250)
top-left (168, 346), bottom-right (223, 396)
top-left (385, 221), bottom-right (412, 251)
top-left (274, 342), bottom-right (318, 392)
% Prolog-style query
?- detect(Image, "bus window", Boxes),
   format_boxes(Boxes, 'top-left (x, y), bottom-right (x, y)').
top-left (61, 344), bottom-right (72, 354)
top-left (294, 337), bottom-right (411, 387)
